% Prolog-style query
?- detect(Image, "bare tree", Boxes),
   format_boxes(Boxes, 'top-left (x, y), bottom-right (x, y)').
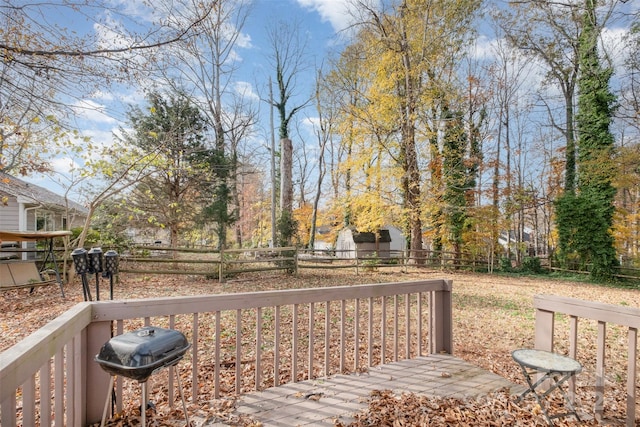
top-left (308, 70), bottom-right (333, 250)
top-left (0, 1), bottom-right (209, 175)
top-left (264, 18), bottom-right (312, 245)
top-left (157, 0), bottom-right (257, 248)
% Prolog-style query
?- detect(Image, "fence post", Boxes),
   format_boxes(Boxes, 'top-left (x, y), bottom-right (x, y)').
top-left (219, 248), bottom-right (225, 283)
top-left (430, 280), bottom-right (453, 354)
top-left (402, 249), bottom-right (407, 273)
top-left (355, 248), bottom-right (359, 275)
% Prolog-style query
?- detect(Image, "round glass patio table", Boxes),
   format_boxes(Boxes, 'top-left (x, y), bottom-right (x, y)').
top-left (512, 348), bottom-right (582, 373)
top-left (512, 349), bottom-right (582, 425)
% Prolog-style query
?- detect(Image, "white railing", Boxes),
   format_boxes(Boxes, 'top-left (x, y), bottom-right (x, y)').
top-left (534, 294), bottom-right (640, 427)
top-left (0, 279), bottom-right (452, 426)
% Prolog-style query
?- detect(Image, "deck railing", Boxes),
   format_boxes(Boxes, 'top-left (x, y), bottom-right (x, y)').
top-left (534, 294), bottom-right (640, 427)
top-left (0, 278), bottom-right (452, 426)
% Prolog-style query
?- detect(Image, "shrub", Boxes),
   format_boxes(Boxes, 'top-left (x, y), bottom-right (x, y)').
top-left (521, 256), bottom-right (544, 274)
top-left (499, 256), bottom-right (512, 272)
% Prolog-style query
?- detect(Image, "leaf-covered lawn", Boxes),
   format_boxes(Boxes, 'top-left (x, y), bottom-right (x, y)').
top-left (2, 269), bottom-right (639, 425)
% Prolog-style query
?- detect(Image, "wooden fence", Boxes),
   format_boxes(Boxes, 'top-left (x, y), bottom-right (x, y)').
top-left (11, 242), bottom-right (640, 282)
top-left (117, 245), bottom-right (502, 280)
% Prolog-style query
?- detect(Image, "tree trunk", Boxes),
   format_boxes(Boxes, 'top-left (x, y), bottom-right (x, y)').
top-left (280, 137), bottom-right (294, 245)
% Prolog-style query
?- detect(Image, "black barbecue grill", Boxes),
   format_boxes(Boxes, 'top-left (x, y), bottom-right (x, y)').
top-left (95, 326), bottom-right (191, 426)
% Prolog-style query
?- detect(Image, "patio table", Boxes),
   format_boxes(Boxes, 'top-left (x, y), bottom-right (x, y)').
top-left (512, 348), bottom-right (582, 425)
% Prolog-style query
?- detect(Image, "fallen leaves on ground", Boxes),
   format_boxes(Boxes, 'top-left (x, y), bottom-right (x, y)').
top-left (2, 269), bottom-right (640, 426)
top-left (337, 388), bottom-right (596, 427)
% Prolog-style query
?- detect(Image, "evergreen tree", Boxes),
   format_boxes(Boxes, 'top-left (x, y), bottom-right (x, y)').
top-left (120, 91), bottom-right (211, 249)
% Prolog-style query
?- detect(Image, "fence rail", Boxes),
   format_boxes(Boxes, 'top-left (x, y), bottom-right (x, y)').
top-left (534, 294), bottom-right (640, 426)
top-left (0, 278), bottom-right (452, 426)
top-left (117, 246), bottom-right (503, 280)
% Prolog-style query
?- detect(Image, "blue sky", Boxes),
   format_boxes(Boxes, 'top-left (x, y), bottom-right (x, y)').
top-left (27, 0), bottom-right (354, 198)
top-left (24, 0), bottom-right (638, 202)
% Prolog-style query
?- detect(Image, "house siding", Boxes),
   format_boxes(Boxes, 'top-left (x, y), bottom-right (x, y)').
top-left (0, 172), bottom-right (88, 233)
top-left (0, 198), bottom-right (20, 230)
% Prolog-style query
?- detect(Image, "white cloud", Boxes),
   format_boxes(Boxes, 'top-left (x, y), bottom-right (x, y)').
top-left (50, 157), bottom-right (82, 174)
top-left (302, 116), bottom-right (320, 131)
top-left (103, 0), bottom-right (159, 25)
top-left (234, 81), bottom-right (260, 101)
top-left (94, 12), bottom-right (132, 50)
top-left (601, 26), bottom-right (628, 70)
top-left (83, 129), bottom-right (116, 147)
top-left (221, 22), bottom-right (252, 49)
top-left (296, 0), bottom-right (359, 32)
top-left (469, 34), bottom-right (501, 61)
top-left (91, 90), bottom-right (115, 102)
top-left (73, 100), bottom-right (118, 124)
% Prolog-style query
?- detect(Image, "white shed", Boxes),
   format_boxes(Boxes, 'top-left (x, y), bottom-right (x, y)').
top-left (384, 225), bottom-right (406, 254)
top-left (335, 227), bottom-right (392, 259)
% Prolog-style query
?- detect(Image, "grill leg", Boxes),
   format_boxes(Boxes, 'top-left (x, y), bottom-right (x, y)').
top-left (100, 376), bottom-right (115, 427)
top-left (141, 381), bottom-right (147, 426)
top-left (174, 367), bottom-right (191, 426)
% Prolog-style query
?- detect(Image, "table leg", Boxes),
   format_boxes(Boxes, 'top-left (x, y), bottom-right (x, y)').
top-left (517, 366), bottom-right (556, 425)
top-left (516, 365), bottom-right (581, 425)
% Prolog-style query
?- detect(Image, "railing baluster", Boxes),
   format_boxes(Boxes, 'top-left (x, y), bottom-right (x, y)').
top-left (67, 337), bottom-right (75, 427)
top-left (235, 309), bottom-right (242, 394)
top-left (309, 302), bottom-right (314, 380)
top-left (595, 321), bottom-right (606, 421)
top-left (168, 315), bottom-right (175, 407)
top-left (324, 302), bottom-right (330, 376)
top-left (214, 311), bottom-right (221, 399)
top-left (1, 389), bottom-right (17, 427)
top-left (54, 348), bottom-right (64, 426)
top-left (354, 298), bottom-right (360, 372)
top-left (381, 296), bottom-right (387, 364)
top-left (274, 306), bottom-right (281, 386)
top-left (568, 315), bottom-right (578, 402)
top-left (293, 303), bottom-right (298, 382)
top-left (368, 297), bottom-right (373, 366)
top-left (256, 307), bottom-right (262, 390)
top-left (72, 333), bottom-right (83, 427)
top-left (418, 292), bottom-right (423, 357)
top-left (41, 360), bottom-right (51, 427)
top-left (192, 312), bottom-right (199, 401)
top-left (23, 374), bottom-right (35, 426)
top-left (116, 320), bottom-right (123, 414)
top-left (340, 299), bottom-right (346, 373)
top-left (394, 295), bottom-right (399, 362)
top-left (406, 294), bottom-right (411, 359)
top-left (627, 327), bottom-right (637, 427)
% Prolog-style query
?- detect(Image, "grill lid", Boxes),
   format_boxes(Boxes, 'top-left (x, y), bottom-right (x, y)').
top-left (95, 326), bottom-right (190, 381)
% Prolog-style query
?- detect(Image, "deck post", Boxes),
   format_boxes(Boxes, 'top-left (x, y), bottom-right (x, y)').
top-left (84, 320), bottom-right (113, 424)
top-left (534, 308), bottom-right (554, 352)
top-left (430, 280), bottom-right (453, 354)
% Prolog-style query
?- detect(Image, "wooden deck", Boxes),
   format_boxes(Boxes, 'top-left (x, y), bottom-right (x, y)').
top-left (206, 354), bottom-right (525, 426)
